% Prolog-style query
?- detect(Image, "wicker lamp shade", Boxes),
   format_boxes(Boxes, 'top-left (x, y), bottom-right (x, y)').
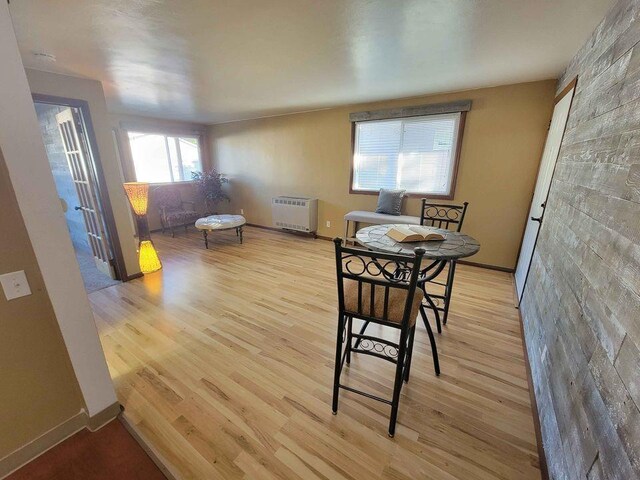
top-left (123, 182), bottom-right (149, 216)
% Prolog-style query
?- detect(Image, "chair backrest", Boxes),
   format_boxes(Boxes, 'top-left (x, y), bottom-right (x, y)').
top-left (420, 201), bottom-right (468, 232)
top-left (155, 187), bottom-right (183, 210)
top-left (333, 238), bottom-right (424, 327)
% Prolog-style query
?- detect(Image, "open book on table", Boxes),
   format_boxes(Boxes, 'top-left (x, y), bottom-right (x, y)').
top-left (386, 225), bottom-right (445, 243)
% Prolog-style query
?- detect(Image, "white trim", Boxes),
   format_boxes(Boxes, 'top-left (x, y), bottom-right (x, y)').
top-left (0, 3), bottom-right (116, 416)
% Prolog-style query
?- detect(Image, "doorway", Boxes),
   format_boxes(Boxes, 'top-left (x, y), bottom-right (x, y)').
top-left (514, 79), bottom-right (577, 302)
top-left (34, 100), bottom-right (121, 293)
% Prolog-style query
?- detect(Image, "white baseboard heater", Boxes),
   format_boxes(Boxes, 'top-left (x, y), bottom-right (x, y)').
top-left (272, 196), bottom-right (318, 234)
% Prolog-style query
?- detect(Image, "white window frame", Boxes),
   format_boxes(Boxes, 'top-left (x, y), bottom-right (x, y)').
top-left (124, 128), bottom-right (205, 185)
top-left (350, 112), bottom-right (466, 199)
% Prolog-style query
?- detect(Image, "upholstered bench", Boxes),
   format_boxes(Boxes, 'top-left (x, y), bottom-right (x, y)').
top-left (344, 210), bottom-right (420, 242)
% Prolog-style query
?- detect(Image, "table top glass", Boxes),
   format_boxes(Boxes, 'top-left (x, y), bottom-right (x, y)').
top-left (355, 224), bottom-right (480, 260)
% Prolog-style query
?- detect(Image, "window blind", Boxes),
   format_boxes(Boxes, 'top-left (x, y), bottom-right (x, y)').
top-left (352, 113), bottom-right (461, 195)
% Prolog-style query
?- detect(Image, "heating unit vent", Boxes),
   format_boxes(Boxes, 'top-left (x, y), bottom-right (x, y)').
top-left (272, 196), bottom-right (318, 233)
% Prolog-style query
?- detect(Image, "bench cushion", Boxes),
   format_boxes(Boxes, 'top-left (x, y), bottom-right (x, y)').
top-left (344, 210), bottom-right (420, 225)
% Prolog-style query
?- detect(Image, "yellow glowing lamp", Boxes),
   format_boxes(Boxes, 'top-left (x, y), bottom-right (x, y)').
top-left (123, 182), bottom-right (162, 274)
top-left (138, 240), bottom-right (162, 273)
top-left (123, 182), bottom-right (149, 216)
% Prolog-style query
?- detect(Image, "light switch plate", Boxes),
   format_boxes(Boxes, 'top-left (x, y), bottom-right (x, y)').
top-left (0, 270), bottom-right (32, 300)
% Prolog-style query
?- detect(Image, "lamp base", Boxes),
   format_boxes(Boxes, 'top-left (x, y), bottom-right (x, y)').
top-left (138, 240), bottom-right (162, 273)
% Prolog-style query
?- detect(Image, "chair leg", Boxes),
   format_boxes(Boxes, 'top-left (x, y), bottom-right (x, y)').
top-left (346, 316), bottom-right (353, 365)
top-left (332, 314), bottom-right (346, 414)
top-left (170, 224), bottom-right (175, 238)
top-left (421, 284), bottom-right (442, 334)
top-left (353, 320), bottom-right (370, 349)
top-left (403, 324), bottom-right (416, 383)
top-left (388, 327), bottom-right (409, 437)
top-left (419, 306), bottom-right (440, 376)
top-left (443, 261), bottom-right (457, 325)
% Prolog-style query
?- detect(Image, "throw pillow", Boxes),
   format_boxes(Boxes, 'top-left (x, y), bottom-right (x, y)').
top-left (375, 188), bottom-right (405, 215)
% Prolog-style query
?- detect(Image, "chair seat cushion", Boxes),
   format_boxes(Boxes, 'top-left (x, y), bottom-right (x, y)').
top-left (344, 210), bottom-right (420, 225)
top-left (343, 279), bottom-right (422, 326)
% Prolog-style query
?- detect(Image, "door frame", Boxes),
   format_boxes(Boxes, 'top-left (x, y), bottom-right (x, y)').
top-left (514, 76), bottom-right (577, 305)
top-left (33, 93), bottom-right (128, 281)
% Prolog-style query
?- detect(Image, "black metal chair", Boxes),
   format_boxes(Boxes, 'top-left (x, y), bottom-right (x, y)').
top-left (420, 200), bottom-right (469, 331)
top-left (332, 238), bottom-right (439, 437)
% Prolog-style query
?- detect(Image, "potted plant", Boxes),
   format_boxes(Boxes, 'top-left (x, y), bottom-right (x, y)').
top-left (192, 169), bottom-right (230, 214)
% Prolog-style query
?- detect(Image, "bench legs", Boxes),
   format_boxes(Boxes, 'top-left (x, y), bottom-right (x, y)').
top-left (343, 220), bottom-right (359, 245)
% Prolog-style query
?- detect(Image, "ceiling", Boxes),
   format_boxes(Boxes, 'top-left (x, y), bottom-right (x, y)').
top-left (10, 0), bottom-right (614, 124)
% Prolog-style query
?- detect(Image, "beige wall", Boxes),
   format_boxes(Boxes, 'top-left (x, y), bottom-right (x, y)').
top-left (0, 147), bottom-right (84, 458)
top-left (209, 80), bottom-right (557, 269)
top-left (110, 113), bottom-right (211, 231)
top-left (25, 69), bottom-right (141, 277)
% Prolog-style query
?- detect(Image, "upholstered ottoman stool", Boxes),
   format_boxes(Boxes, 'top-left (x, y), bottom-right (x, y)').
top-left (195, 214), bottom-right (246, 249)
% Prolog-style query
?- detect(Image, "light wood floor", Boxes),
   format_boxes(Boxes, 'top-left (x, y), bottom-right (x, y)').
top-left (90, 226), bottom-right (541, 480)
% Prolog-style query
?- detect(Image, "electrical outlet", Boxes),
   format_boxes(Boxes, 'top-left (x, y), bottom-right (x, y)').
top-left (240, 208), bottom-right (244, 215)
top-left (0, 270), bottom-right (32, 301)
top-left (326, 220), bottom-right (331, 228)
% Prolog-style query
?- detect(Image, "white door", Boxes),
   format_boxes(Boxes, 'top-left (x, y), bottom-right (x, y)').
top-left (56, 108), bottom-right (116, 279)
top-left (515, 84), bottom-right (575, 302)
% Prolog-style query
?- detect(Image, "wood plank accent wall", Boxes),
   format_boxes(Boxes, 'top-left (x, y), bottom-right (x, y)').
top-left (520, 0), bottom-right (640, 478)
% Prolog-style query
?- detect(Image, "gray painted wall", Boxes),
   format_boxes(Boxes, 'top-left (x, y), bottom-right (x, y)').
top-left (521, 0), bottom-right (640, 478)
top-left (35, 103), bottom-right (90, 253)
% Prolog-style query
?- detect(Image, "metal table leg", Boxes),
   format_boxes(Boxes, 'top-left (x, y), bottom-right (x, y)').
top-left (419, 260), bottom-right (448, 334)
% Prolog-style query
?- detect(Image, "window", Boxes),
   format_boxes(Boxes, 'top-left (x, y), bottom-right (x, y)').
top-left (127, 131), bottom-right (203, 183)
top-left (351, 112), bottom-right (463, 197)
